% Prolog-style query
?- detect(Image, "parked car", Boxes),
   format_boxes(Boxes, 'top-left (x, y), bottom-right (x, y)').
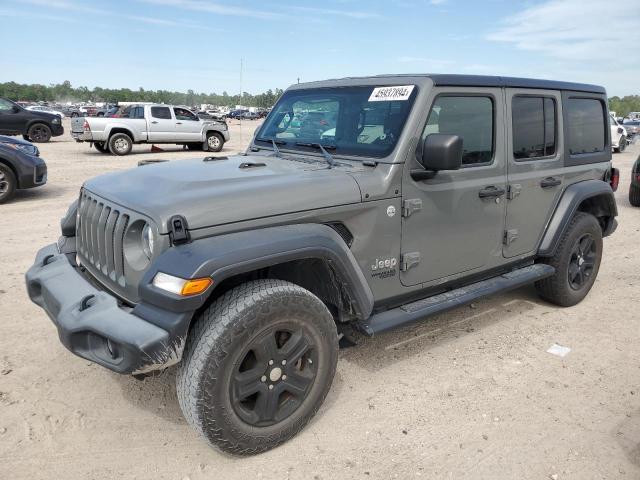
top-left (95, 104), bottom-right (118, 117)
top-left (61, 106), bottom-right (84, 118)
top-left (240, 111), bottom-right (259, 120)
top-left (610, 115), bottom-right (627, 152)
top-left (0, 135), bottom-right (47, 203)
top-left (205, 110), bottom-right (227, 121)
top-left (630, 154), bottom-right (640, 207)
top-left (228, 109), bottom-right (248, 119)
top-left (622, 119), bottom-right (640, 138)
top-left (70, 104), bottom-right (229, 155)
top-left (26, 105), bottom-right (65, 118)
top-left (26, 74), bottom-right (618, 455)
top-left (0, 98), bottom-right (64, 142)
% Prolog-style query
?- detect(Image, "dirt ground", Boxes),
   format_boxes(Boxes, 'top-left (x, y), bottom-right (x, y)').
top-left (1, 119), bottom-right (639, 480)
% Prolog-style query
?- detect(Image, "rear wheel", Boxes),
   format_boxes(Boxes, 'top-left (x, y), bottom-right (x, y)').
top-left (108, 133), bottom-right (133, 156)
top-left (27, 123), bottom-right (52, 143)
top-left (630, 183), bottom-right (640, 207)
top-left (0, 164), bottom-right (17, 204)
top-left (71, 112), bottom-right (79, 118)
top-left (205, 132), bottom-right (224, 152)
top-left (176, 279), bottom-right (338, 455)
top-left (535, 212), bottom-right (603, 307)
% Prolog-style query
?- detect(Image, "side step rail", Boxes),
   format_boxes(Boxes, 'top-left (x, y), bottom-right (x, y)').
top-left (356, 264), bottom-right (555, 336)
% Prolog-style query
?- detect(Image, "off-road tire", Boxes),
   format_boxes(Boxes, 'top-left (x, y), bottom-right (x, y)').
top-left (535, 212), bottom-right (603, 307)
top-left (0, 163), bottom-right (17, 204)
top-left (205, 132), bottom-right (224, 152)
top-left (176, 279), bottom-right (338, 455)
top-left (108, 133), bottom-right (133, 156)
top-left (630, 183), bottom-right (640, 207)
top-left (27, 123), bottom-right (51, 143)
top-left (94, 142), bottom-right (110, 154)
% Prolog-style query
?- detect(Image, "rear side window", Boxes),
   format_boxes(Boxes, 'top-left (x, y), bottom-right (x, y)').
top-left (422, 96), bottom-right (494, 166)
top-left (567, 98), bottom-right (605, 155)
top-left (512, 96), bottom-right (556, 159)
top-left (129, 106), bottom-right (145, 119)
top-left (151, 106), bottom-right (171, 120)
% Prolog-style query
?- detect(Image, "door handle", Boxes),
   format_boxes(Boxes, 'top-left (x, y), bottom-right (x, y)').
top-left (151, 121), bottom-right (158, 124)
top-left (540, 177), bottom-right (561, 188)
top-left (176, 122), bottom-right (183, 125)
top-left (478, 186), bottom-right (506, 198)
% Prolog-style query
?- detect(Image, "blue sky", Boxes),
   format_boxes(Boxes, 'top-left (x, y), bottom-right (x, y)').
top-left (1, 0), bottom-right (638, 96)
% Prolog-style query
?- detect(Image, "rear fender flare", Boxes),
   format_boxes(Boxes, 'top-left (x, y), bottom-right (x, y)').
top-left (538, 180), bottom-right (617, 257)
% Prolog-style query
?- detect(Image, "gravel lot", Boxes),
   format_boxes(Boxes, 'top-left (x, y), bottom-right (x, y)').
top-left (1, 120), bottom-right (639, 480)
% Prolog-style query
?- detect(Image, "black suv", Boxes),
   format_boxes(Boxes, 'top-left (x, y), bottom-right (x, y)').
top-left (0, 135), bottom-right (47, 203)
top-left (0, 98), bottom-right (64, 142)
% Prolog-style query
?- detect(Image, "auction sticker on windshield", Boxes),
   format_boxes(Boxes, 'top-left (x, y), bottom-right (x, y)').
top-left (369, 85), bottom-right (415, 102)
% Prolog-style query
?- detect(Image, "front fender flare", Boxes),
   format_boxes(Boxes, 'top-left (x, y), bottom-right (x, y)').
top-left (538, 180), bottom-right (617, 257)
top-left (139, 224), bottom-right (375, 319)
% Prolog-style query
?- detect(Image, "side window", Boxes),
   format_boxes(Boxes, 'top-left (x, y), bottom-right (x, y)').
top-left (512, 96), bottom-right (556, 159)
top-left (129, 106), bottom-right (144, 119)
top-left (0, 99), bottom-right (14, 111)
top-left (151, 106), bottom-right (172, 120)
top-left (174, 107), bottom-right (198, 121)
top-left (422, 96), bottom-right (494, 166)
top-left (567, 98), bottom-right (605, 155)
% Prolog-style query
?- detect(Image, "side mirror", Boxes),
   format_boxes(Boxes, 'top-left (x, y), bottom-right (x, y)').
top-left (11, 105), bottom-right (20, 113)
top-left (412, 134), bottom-right (463, 181)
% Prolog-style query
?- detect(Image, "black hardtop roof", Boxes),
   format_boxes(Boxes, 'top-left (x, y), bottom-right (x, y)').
top-left (291, 74), bottom-right (606, 95)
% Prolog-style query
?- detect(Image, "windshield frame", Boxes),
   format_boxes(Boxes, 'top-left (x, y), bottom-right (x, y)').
top-left (254, 85), bottom-right (418, 162)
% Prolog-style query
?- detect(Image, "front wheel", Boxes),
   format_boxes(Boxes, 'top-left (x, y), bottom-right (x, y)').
top-left (205, 132), bottom-right (224, 152)
top-left (27, 123), bottom-right (52, 143)
top-left (535, 212), bottom-right (603, 307)
top-left (0, 163), bottom-right (17, 204)
top-left (176, 279), bottom-right (338, 455)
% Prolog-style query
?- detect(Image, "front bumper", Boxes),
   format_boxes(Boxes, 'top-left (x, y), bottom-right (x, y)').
top-left (25, 243), bottom-right (188, 375)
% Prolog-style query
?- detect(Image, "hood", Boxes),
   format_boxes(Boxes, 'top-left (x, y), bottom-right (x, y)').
top-left (83, 154), bottom-right (363, 233)
top-left (27, 109), bottom-right (59, 121)
top-left (0, 135), bottom-right (33, 146)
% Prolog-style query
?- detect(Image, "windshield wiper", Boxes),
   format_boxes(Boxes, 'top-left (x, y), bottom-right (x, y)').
top-left (255, 137), bottom-right (286, 158)
top-left (295, 142), bottom-right (336, 168)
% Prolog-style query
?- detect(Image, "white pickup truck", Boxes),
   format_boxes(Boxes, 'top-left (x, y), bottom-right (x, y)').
top-left (71, 104), bottom-right (230, 155)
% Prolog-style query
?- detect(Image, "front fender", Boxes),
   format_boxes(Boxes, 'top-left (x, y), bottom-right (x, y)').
top-left (139, 224), bottom-right (375, 319)
top-left (538, 180), bottom-right (617, 257)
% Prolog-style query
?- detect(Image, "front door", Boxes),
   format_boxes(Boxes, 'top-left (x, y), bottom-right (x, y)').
top-left (0, 99), bottom-right (26, 134)
top-left (173, 107), bottom-right (202, 141)
top-left (400, 88), bottom-right (508, 287)
top-left (503, 89), bottom-right (564, 258)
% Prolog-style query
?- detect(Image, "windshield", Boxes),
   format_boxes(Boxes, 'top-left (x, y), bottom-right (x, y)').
top-left (256, 85), bottom-right (417, 158)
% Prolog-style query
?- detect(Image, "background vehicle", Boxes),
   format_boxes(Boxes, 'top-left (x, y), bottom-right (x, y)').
top-left (205, 110), bottom-right (227, 121)
top-left (610, 115), bottom-right (627, 152)
top-left (0, 98), bottom-right (64, 142)
top-left (240, 111), bottom-right (259, 120)
top-left (622, 119), bottom-right (640, 138)
top-left (70, 103), bottom-right (229, 155)
top-left (95, 104), bottom-right (118, 117)
top-left (0, 135), bottom-right (47, 203)
top-left (26, 75), bottom-right (618, 455)
top-left (630, 154), bottom-right (640, 206)
top-left (228, 109), bottom-right (248, 119)
top-left (62, 106), bottom-right (84, 117)
top-left (26, 105), bottom-right (65, 118)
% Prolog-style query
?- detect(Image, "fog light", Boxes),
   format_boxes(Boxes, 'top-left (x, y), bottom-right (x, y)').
top-left (152, 272), bottom-right (213, 296)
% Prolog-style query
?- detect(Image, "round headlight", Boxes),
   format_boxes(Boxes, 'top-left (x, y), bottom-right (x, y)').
top-left (142, 224), bottom-right (154, 259)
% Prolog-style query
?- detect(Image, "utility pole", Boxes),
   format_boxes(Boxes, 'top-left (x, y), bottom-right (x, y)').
top-left (240, 58), bottom-right (243, 107)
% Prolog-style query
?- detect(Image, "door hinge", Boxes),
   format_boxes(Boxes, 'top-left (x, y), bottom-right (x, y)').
top-left (507, 184), bottom-right (522, 200)
top-left (402, 198), bottom-right (422, 218)
top-left (503, 229), bottom-right (518, 246)
top-left (168, 215), bottom-right (190, 245)
top-left (400, 252), bottom-right (421, 271)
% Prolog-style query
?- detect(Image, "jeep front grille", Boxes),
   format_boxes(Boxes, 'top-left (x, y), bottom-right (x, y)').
top-left (77, 191), bottom-right (129, 285)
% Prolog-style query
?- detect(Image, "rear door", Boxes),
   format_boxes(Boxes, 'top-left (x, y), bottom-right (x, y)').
top-left (147, 106), bottom-right (175, 142)
top-left (400, 88), bottom-right (508, 286)
top-left (503, 89), bottom-right (564, 258)
top-left (173, 107), bottom-right (202, 141)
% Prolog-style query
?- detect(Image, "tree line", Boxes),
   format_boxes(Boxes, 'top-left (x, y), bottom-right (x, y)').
top-left (608, 96), bottom-right (640, 117)
top-left (0, 80), bottom-right (284, 108)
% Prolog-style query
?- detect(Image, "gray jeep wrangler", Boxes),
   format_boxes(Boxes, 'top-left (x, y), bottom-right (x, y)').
top-left (26, 75), bottom-right (619, 455)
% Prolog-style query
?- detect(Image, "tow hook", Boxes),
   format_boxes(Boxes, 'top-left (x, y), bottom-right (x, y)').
top-left (79, 294), bottom-right (95, 311)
